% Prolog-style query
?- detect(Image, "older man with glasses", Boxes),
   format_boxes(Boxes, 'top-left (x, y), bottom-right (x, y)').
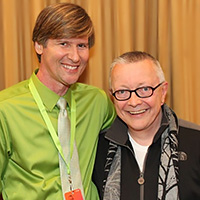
top-left (93, 51), bottom-right (200, 200)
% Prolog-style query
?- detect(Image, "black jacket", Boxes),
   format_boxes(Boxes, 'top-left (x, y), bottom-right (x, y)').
top-left (93, 106), bottom-right (200, 200)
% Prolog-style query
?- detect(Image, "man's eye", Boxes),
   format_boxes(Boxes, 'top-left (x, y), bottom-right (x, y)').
top-left (116, 90), bottom-right (129, 96)
top-left (60, 42), bottom-right (67, 46)
top-left (118, 90), bottom-right (126, 94)
top-left (78, 43), bottom-right (88, 48)
top-left (142, 87), bottom-right (151, 92)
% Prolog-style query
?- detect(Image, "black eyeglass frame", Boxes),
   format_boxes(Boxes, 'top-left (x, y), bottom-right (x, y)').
top-left (112, 82), bottom-right (164, 101)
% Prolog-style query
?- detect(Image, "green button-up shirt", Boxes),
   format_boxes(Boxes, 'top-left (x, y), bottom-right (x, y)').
top-left (0, 71), bottom-right (116, 200)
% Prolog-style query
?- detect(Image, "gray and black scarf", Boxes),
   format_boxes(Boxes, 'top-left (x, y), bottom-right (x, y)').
top-left (158, 105), bottom-right (179, 199)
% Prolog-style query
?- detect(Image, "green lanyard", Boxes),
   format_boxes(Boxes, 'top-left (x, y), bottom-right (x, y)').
top-left (29, 77), bottom-right (76, 175)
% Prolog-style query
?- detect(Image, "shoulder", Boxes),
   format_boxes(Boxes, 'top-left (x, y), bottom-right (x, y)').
top-left (178, 119), bottom-right (200, 131)
top-left (71, 82), bottom-right (111, 105)
top-left (178, 119), bottom-right (200, 137)
top-left (0, 80), bottom-right (29, 104)
top-left (178, 118), bottom-right (200, 143)
top-left (71, 82), bottom-right (107, 96)
top-left (70, 83), bottom-right (116, 129)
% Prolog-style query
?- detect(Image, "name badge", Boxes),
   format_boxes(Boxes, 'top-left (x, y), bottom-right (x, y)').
top-left (65, 189), bottom-right (83, 200)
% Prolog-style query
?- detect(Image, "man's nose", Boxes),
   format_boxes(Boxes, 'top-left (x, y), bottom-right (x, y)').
top-left (127, 92), bottom-right (143, 106)
top-left (67, 46), bottom-right (80, 63)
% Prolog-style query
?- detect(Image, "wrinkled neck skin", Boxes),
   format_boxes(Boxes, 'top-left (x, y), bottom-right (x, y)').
top-left (36, 69), bottom-right (70, 96)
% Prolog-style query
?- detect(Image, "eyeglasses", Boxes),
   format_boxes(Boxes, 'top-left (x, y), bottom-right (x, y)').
top-left (112, 82), bottom-right (164, 101)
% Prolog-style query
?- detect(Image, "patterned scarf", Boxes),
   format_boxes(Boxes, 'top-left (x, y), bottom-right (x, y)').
top-left (103, 104), bottom-right (180, 200)
top-left (158, 105), bottom-right (179, 199)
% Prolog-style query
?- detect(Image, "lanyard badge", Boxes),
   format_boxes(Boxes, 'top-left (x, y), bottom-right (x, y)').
top-left (65, 189), bottom-right (83, 200)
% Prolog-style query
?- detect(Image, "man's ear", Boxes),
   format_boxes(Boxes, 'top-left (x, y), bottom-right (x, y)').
top-left (34, 42), bottom-right (43, 54)
top-left (161, 81), bottom-right (168, 105)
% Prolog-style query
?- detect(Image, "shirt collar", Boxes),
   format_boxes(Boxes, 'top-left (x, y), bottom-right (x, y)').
top-left (153, 111), bottom-right (169, 142)
top-left (105, 106), bottom-right (170, 145)
top-left (106, 105), bottom-right (178, 147)
top-left (105, 116), bottom-right (129, 145)
top-left (31, 69), bottom-right (72, 111)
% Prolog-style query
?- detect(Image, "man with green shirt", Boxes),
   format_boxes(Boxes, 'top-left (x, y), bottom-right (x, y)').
top-left (0, 3), bottom-right (116, 200)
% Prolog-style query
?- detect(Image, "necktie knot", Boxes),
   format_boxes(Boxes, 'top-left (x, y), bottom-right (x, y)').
top-left (57, 97), bottom-right (67, 111)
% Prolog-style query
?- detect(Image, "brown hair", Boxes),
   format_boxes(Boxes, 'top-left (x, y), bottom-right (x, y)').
top-left (32, 3), bottom-right (95, 61)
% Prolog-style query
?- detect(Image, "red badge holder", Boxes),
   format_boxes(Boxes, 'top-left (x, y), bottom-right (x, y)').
top-left (65, 189), bottom-right (83, 200)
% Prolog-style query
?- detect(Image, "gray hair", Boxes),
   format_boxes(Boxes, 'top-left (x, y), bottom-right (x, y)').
top-left (109, 51), bottom-right (165, 88)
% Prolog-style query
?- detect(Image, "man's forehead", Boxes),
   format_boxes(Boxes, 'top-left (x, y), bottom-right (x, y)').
top-left (113, 60), bottom-right (155, 74)
top-left (111, 61), bottom-right (159, 85)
